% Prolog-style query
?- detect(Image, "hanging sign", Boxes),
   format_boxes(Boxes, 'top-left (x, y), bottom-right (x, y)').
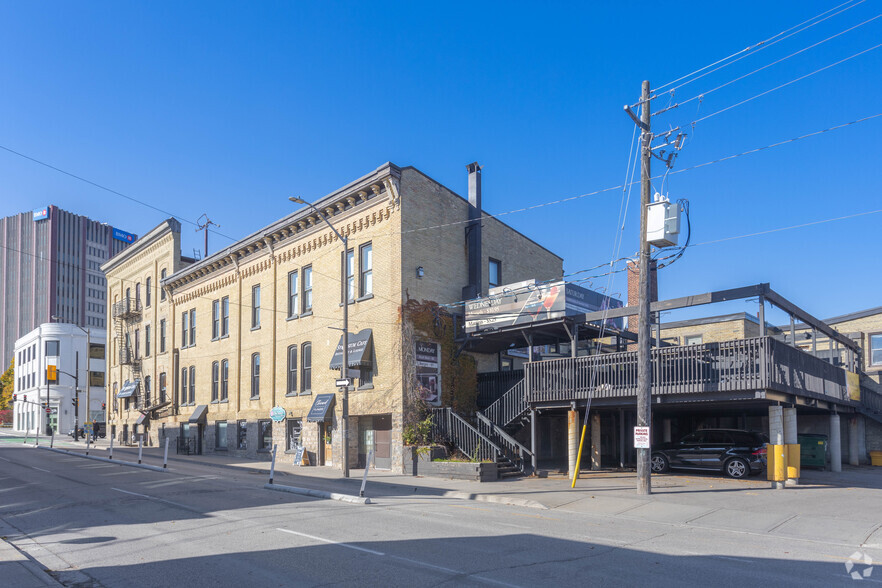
top-left (269, 406), bottom-right (286, 422)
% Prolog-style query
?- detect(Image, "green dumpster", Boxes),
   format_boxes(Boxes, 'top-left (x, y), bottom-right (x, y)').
top-left (798, 434), bottom-right (827, 468)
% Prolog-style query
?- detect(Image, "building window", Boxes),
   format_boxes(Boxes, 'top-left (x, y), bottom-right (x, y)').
top-left (113, 382), bottom-right (118, 412)
top-left (237, 420), bottom-right (247, 450)
top-left (251, 285), bottom-right (261, 329)
top-left (287, 270), bottom-right (299, 318)
top-left (211, 361), bottom-right (219, 402)
top-left (159, 372), bottom-right (167, 403)
top-left (258, 419), bottom-right (272, 450)
top-left (135, 282), bottom-right (141, 306)
top-left (212, 300), bottom-right (220, 340)
top-left (189, 309), bottom-right (196, 346)
top-left (343, 249), bottom-right (355, 303)
top-left (221, 297), bottom-right (229, 337)
top-left (871, 334), bottom-right (882, 366)
top-left (489, 258), bottom-right (501, 288)
top-left (359, 366), bottom-right (374, 388)
top-left (45, 340), bottom-right (59, 356)
top-left (251, 353), bottom-right (260, 398)
top-left (180, 367), bottom-right (188, 406)
top-left (144, 325), bottom-right (151, 357)
top-left (144, 376), bottom-right (151, 407)
top-left (189, 366), bottom-right (196, 405)
top-left (181, 312), bottom-right (189, 347)
top-left (160, 319), bottom-right (166, 353)
top-left (216, 421), bottom-right (228, 450)
top-left (302, 266), bottom-right (313, 313)
top-left (221, 359), bottom-right (229, 402)
top-left (287, 418), bottom-right (302, 451)
top-left (360, 243), bottom-right (372, 297)
top-left (287, 345), bottom-right (297, 395)
top-left (301, 342), bottom-right (312, 394)
top-left (160, 269), bottom-right (167, 300)
top-left (146, 277), bottom-right (152, 307)
top-left (684, 335), bottom-right (703, 346)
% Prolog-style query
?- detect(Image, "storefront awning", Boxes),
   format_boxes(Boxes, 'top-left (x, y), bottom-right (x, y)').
top-left (135, 412), bottom-right (148, 426)
top-left (306, 394), bottom-right (336, 422)
top-left (188, 404), bottom-right (208, 424)
top-left (116, 380), bottom-right (140, 398)
top-left (329, 329), bottom-right (373, 370)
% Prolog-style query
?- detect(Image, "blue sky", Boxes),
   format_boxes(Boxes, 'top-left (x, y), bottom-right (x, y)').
top-left (1, 1), bottom-right (879, 323)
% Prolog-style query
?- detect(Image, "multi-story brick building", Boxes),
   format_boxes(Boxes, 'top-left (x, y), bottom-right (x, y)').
top-left (102, 162), bottom-right (562, 472)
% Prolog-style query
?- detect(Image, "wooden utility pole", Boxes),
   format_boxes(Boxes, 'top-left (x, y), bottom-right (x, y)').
top-left (636, 80), bottom-right (652, 495)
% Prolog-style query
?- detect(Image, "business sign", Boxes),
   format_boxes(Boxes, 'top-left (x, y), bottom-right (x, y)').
top-left (464, 280), bottom-right (624, 334)
top-left (633, 426), bottom-right (650, 449)
top-left (112, 227), bottom-right (137, 243)
top-left (329, 329), bottom-right (373, 369)
top-left (415, 341), bottom-right (441, 406)
top-left (269, 406), bottom-right (286, 422)
top-left (32, 207), bottom-right (49, 221)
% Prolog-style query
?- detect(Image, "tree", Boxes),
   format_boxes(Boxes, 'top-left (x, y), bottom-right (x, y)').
top-left (0, 358), bottom-right (13, 411)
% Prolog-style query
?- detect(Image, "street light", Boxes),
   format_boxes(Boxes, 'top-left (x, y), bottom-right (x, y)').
top-left (289, 196), bottom-right (351, 478)
top-left (52, 317), bottom-right (90, 441)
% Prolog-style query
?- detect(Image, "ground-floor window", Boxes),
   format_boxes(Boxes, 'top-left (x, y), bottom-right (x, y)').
top-left (237, 420), bottom-right (247, 450)
top-left (258, 419), bottom-right (272, 450)
top-left (216, 421), bottom-right (227, 450)
top-left (287, 419), bottom-right (302, 451)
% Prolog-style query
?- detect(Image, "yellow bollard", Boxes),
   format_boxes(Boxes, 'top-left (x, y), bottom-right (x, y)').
top-left (767, 444), bottom-right (787, 482)
top-left (786, 444), bottom-right (801, 480)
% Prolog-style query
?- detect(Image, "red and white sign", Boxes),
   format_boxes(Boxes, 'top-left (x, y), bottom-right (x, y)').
top-left (634, 426), bottom-right (650, 449)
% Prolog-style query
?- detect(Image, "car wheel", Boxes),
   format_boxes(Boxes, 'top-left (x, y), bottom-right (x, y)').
top-left (725, 457), bottom-right (749, 479)
top-left (650, 454), bottom-right (669, 473)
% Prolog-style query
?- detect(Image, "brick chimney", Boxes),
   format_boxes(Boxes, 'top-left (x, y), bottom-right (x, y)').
top-left (627, 259), bottom-right (658, 309)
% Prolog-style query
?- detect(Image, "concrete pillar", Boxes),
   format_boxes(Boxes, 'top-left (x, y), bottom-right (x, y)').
top-left (769, 406), bottom-right (784, 489)
top-left (830, 413), bottom-right (842, 473)
top-left (568, 409), bottom-right (578, 479)
top-left (783, 407), bottom-right (798, 486)
top-left (591, 413), bottom-right (602, 471)
top-left (663, 419), bottom-right (672, 443)
top-left (849, 416), bottom-right (860, 466)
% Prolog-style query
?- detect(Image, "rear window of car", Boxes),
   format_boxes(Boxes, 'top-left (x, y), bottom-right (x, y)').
top-left (731, 432), bottom-right (765, 446)
top-left (703, 431), bottom-right (733, 444)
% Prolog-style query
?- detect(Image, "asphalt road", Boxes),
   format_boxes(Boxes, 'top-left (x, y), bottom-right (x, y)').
top-left (0, 443), bottom-right (876, 587)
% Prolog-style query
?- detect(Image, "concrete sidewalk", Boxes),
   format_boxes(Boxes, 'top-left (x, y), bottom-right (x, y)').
top-left (0, 538), bottom-right (62, 587)
top-left (36, 437), bottom-right (882, 549)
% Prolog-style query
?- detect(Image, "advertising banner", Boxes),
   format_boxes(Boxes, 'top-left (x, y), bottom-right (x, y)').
top-left (32, 207), bottom-right (49, 221)
top-left (415, 341), bottom-right (441, 406)
top-left (112, 227), bottom-right (137, 243)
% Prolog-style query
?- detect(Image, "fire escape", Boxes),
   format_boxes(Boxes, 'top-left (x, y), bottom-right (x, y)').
top-left (111, 295), bottom-right (142, 405)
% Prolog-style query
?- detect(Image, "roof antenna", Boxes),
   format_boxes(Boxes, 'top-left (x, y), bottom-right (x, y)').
top-left (196, 214), bottom-right (221, 257)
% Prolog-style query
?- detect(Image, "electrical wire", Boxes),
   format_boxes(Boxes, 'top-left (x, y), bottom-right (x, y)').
top-left (651, 0), bottom-right (866, 96)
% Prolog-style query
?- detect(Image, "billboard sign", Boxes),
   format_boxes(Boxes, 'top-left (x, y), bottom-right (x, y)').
top-left (32, 207), bottom-right (49, 221)
top-left (464, 280), bottom-right (623, 334)
top-left (112, 228), bottom-right (137, 243)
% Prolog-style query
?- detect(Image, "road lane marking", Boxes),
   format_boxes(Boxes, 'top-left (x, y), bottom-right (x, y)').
top-left (275, 528), bottom-right (521, 586)
top-left (276, 528), bottom-right (385, 555)
top-left (111, 487), bottom-right (192, 510)
top-left (32, 467), bottom-right (51, 473)
top-left (0, 456), bottom-right (10, 461)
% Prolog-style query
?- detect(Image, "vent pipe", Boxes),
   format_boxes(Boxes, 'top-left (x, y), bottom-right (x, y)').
top-left (462, 162), bottom-right (483, 300)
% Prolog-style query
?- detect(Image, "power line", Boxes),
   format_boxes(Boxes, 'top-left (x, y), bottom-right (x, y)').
top-left (652, 0), bottom-right (866, 95)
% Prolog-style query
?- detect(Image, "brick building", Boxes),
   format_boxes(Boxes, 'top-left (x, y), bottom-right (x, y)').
top-left (102, 162), bottom-right (562, 472)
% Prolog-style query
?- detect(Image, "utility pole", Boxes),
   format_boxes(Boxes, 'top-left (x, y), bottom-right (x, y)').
top-left (196, 214), bottom-right (220, 258)
top-left (625, 80), bottom-right (653, 495)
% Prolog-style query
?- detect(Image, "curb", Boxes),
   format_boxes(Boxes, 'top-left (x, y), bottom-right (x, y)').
top-left (442, 490), bottom-right (548, 510)
top-left (38, 447), bottom-right (168, 473)
top-left (264, 483), bottom-right (371, 504)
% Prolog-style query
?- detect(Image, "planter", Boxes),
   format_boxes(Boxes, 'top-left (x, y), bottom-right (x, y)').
top-left (404, 446), bottom-right (498, 481)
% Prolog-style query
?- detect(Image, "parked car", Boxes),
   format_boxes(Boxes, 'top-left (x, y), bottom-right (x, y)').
top-left (650, 429), bottom-right (768, 479)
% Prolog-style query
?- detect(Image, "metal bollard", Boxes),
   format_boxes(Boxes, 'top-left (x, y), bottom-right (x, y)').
top-left (359, 450), bottom-right (374, 498)
top-left (138, 439), bottom-right (143, 464)
top-left (269, 445), bottom-right (278, 485)
top-left (163, 437), bottom-right (170, 469)
top-left (109, 435), bottom-right (114, 460)
top-left (50, 430), bottom-right (55, 449)
top-left (86, 435), bottom-right (90, 455)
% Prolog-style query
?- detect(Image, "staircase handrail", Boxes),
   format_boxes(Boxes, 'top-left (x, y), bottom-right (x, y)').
top-left (475, 412), bottom-right (532, 471)
top-left (484, 378), bottom-right (527, 428)
top-left (430, 407), bottom-right (501, 463)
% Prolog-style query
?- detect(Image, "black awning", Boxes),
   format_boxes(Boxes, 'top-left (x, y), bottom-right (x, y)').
top-left (329, 329), bottom-right (373, 370)
top-left (306, 393), bottom-right (336, 422)
top-left (188, 404), bottom-right (208, 424)
top-left (117, 380), bottom-right (140, 398)
top-left (135, 413), bottom-right (148, 426)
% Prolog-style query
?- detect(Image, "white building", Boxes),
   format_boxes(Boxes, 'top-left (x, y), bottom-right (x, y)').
top-left (12, 323), bottom-right (106, 436)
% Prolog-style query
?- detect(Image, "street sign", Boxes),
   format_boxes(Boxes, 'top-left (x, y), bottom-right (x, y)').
top-left (335, 378), bottom-right (352, 387)
top-left (634, 426), bottom-right (650, 449)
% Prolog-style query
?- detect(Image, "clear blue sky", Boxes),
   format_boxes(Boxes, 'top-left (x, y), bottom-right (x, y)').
top-left (1, 1), bottom-right (879, 323)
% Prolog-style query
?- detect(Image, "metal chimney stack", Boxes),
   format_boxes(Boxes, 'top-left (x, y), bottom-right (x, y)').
top-left (462, 162), bottom-right (483, 301)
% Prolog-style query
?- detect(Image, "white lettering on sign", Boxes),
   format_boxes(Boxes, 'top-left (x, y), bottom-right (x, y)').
top-left (634, 426), bottom-right (650, 449)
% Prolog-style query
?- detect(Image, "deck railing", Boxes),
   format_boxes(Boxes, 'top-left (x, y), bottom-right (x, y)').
top-left (477, 369), bottom-right (525, 408)
top-left (525, 336), bottom-right (848, 404)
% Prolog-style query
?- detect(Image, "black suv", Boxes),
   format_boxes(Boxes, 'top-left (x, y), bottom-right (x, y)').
top-left (650, 429), bottom-right (768, 479)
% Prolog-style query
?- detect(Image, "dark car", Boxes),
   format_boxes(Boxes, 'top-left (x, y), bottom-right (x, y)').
top-left (650, 429), bottom-right (768, 479)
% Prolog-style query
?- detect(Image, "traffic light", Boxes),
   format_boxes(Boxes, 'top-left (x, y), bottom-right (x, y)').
top-left (47, 365), bottom-right (57, 383)
top-left (72, 398), bottom-right (78, 407)
top-left (12, 394), bottom-right (16, 402)
top-left (101, 402), bottom-right (106, 411)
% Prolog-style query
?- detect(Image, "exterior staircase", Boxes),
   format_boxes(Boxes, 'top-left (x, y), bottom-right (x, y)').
top-left (429, 407), bottom-right (525, 478)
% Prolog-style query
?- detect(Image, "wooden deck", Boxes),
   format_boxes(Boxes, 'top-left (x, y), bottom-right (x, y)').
top-left (524, 336), bottom-right (850, 405)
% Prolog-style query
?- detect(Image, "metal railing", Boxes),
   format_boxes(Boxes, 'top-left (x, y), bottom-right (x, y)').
top-left (477, 369), bottom-right (525, 408)
top-left (119, 346), bottom-right (139, 366)
top-left (483, 379), bottom-right (528, 429)
top-left (475, 412), bottom-right (531, 472)
top-left (430, 407), bottom-right (500, 463)
top-left (112, 297), bottom-right (142, 320)
top-left (525, 336), bottom-right (849, 404)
